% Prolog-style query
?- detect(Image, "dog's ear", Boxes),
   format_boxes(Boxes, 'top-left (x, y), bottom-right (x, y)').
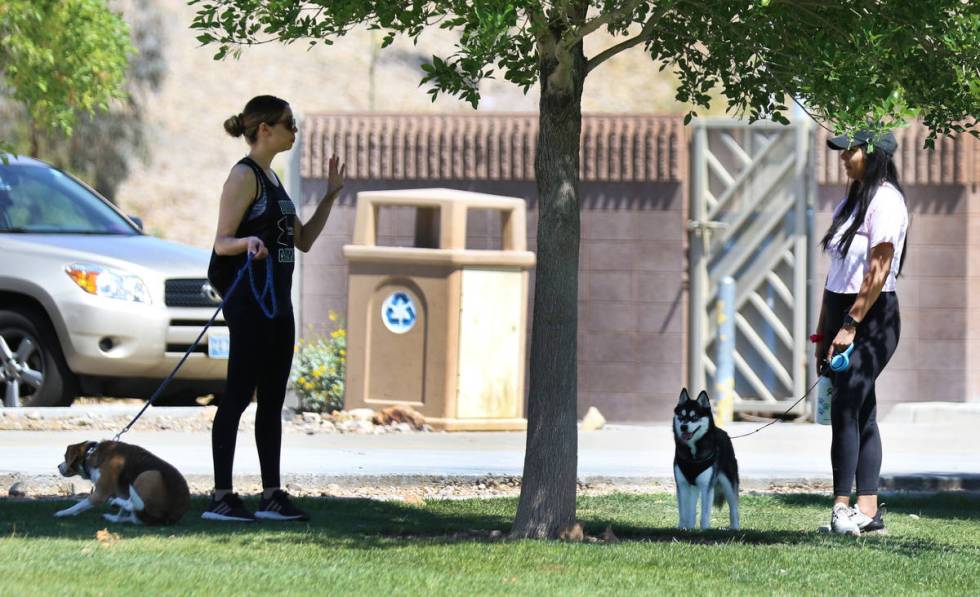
top-left (64, 444), bottom-right (79, 467)
top-left (64, 442), bottom-right (89, 469)
top-left (677, 387), bottom-right (691, 405)
top-left (696, 390), bottom-right (711, 409)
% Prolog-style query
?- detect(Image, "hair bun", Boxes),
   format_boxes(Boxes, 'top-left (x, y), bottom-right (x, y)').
top-left (223, 113), bottom-right (245, 137)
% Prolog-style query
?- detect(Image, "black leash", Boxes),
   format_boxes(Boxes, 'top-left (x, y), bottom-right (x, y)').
top-left (728, 377), bottom-right (822, 440)
top-left (112, 253), bottom-right (273, 441)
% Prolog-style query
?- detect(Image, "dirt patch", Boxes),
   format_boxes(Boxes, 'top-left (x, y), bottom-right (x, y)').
top-left (2, 472), bottom-right (833, 502)
top-left (0, 406), bottom-right (429, 435)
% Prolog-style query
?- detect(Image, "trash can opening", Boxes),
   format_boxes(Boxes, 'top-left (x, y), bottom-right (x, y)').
top-left (465, 208), bottom-right (505, 251)
top-left (372, 205), bottom-right (443, 249)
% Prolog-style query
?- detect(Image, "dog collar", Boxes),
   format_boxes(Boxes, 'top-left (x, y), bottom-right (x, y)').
top-left (78, 443), bottom-right (98, 479)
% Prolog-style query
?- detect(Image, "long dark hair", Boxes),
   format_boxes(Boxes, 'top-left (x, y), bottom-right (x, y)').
top-left (223, 95), bottom-right (289, 143)
top-left (820, 147), bottom-right (909, 275)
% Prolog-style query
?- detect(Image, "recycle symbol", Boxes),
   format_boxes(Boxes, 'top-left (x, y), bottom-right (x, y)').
top-left (383, 291), bottom-right (416, 333)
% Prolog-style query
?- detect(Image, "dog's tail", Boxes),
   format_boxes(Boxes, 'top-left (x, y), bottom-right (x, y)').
top-left (713, 487), bottom-right (725, 508)
top-left (128, 484), bottom-right (145, 512)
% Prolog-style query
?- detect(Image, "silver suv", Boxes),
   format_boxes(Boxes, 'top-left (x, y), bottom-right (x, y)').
top-left (0, 155), bottom-right (227, 406)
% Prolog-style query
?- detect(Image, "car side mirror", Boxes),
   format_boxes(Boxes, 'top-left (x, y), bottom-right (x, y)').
top-left (128, 215), bottom-right (144, 232)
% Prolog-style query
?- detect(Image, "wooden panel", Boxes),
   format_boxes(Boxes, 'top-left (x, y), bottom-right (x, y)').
top-left (456, 268), bottom-right (523, 418)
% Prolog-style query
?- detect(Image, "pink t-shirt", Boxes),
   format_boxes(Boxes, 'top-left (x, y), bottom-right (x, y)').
top-left (824, 182), bottom-right (908, 294)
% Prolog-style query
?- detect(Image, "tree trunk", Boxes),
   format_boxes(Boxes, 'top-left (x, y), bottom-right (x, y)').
top-left (510, 22), bottom-right (587, 540)
top-left (29, 122), bottom-right (40, 158)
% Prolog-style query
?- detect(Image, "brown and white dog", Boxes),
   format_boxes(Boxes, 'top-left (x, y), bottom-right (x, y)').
top-left (55, 440), bottom-right (190, 525)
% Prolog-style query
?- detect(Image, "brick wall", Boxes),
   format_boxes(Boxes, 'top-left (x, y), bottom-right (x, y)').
top-left (298, 117), bottom-right (980, 421)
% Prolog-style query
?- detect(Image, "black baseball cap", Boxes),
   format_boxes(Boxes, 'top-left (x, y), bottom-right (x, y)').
top-left (827, 129), bottom-right (898, 155)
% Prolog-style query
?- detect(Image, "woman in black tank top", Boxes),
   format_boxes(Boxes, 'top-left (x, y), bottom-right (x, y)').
top-left (203, 95), bottom-right (345, 523)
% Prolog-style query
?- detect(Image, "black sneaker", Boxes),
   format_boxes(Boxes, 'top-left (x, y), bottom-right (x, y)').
top-left (858, 504), bottom-right (886, 533)
top-left (201, 492), bottom-right (256, 522)
top-left (256, 489), bottom-right (310, 521)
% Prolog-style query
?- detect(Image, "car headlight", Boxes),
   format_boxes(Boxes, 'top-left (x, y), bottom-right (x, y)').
top-left (65, 263), bottom-right (151, 304)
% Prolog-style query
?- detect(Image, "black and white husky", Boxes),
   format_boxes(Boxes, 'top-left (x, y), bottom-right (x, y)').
top-left (673, 388), bottom-right (740, 529)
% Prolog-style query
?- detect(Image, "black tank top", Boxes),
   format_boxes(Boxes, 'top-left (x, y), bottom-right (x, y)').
top-left (224, 156), bottom-right (296, 308)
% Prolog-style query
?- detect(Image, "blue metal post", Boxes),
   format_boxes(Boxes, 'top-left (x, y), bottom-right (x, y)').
top-left (714, 276), bottom-right (736, 427)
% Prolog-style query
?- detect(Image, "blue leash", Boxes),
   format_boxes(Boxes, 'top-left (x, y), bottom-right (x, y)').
top-left (246, 249), bottom-right (277, 318)
top-left (112, 252), bottom-right (276, 441)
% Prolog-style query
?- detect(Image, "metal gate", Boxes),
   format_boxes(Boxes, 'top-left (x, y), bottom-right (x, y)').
top-left (687, 119), bottom-right (815, 414)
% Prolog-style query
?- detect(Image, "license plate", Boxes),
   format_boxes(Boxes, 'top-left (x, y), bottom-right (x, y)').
top-left (208, 330), bottom-right (230, 359)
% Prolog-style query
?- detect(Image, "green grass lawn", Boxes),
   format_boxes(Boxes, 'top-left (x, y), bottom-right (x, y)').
top-left (1, 492), bottom-right (978, 595)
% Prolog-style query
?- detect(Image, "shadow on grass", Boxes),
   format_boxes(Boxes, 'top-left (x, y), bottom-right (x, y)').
top-left (603, 523), bottom-right (976, 559)
top-left (770, 491), bottom-right (980, 521)
top-left (0, 493), bottom-right (975, 559)
top-left (0, 496), bottom-right (513, 542)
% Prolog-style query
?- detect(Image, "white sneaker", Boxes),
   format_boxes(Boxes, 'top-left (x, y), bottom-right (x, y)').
top-left (831, 503), bottom-right (860, 536)
top-left (848, 506), bottom-right (874, 529)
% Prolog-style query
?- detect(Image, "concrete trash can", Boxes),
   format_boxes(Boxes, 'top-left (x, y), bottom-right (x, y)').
top-left (342, 188), bottom-right (535, 431)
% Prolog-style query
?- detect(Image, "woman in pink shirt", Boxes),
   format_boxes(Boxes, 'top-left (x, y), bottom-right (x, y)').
top-left (817, 128), bottom-right (908, 536)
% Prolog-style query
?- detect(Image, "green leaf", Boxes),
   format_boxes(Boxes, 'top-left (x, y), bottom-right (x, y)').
top-left (1, 0), bottom-right (132, 137)
top-left (181, 2), bottom-right (979, 175)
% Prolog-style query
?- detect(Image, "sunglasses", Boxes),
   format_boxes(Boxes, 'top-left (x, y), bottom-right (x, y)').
top-left (272, 116), bottom-right (297, 132)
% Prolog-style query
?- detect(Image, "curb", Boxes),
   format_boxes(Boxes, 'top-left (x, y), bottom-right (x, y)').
top-left (883, 402), bottom-right (980, 424)
top-left (0, 404), bottom-right (263, 420)
top-left (6, 473), bottom-right (978, 498)
top-left (880, 473), bottom-right (980, 492)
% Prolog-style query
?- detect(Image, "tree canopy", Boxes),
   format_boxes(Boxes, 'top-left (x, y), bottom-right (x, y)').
top-left (190, 1), bottom-right (979, 142)
top-left (0, 0), bottom-right (133, 156)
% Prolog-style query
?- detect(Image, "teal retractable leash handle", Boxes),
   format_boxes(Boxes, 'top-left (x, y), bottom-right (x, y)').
top-left (112, 251), bottom-right (275, 441)
top-left (828, 343), bottom-right (854, 373)
top-left (817, 342), bottom-right (854, 374)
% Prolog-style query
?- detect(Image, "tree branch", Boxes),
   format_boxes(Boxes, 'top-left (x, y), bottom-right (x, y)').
top-left (585, 31), bottom-right (647, 74)
top-left (585, 3), bottom-right (674, 75)
top-left (788, 95), bottom-right (835, 133)
top-left (648, 24), bottom-right (836, 132)
top-left (561, 0), bottom-right (644, 49)
top-left (526, 2), bottom-right (550, 41)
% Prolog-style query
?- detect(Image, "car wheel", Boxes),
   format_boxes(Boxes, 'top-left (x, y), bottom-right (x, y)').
top-left (0, 309), bottom-right (77, 407)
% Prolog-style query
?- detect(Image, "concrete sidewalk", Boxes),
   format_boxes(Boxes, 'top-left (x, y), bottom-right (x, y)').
top-left (2, 419), bottom-right (977, 491)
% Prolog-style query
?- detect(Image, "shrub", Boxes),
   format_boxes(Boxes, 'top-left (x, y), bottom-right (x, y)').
top-left (290, 311), bottom-right (346, 413)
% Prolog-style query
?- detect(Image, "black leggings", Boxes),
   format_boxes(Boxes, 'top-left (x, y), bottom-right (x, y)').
top-left (820, 290), bottom-right (900, 497)
top-left (212, 286), bottom-right (294, 491)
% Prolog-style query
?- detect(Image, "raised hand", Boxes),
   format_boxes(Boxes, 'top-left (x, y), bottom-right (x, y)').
top-left (327, 154), bottom-right (346, 197)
